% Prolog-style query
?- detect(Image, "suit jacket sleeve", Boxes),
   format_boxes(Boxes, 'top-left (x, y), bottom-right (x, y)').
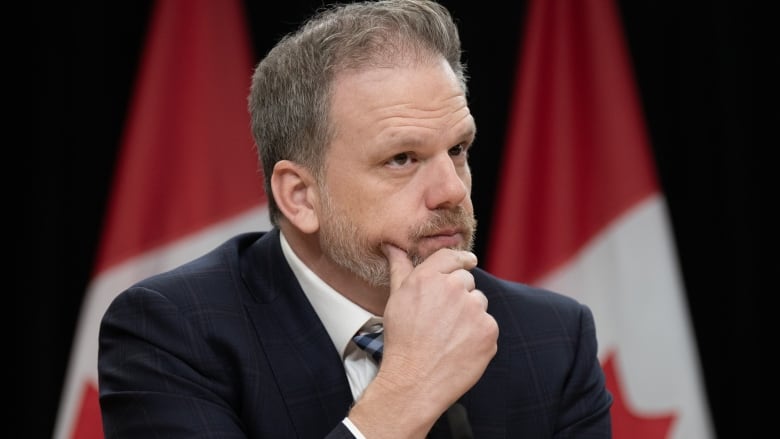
top-left (98, 286), bottom-right (355, 438)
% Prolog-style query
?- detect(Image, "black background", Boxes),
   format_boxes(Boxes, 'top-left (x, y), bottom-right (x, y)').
top-left (26, 1), bottom-right (767, 437)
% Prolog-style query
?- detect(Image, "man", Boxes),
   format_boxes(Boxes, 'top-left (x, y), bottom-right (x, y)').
top-left (97, 0), bottom-right (613, 437)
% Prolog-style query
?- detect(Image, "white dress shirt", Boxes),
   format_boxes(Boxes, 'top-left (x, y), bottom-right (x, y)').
top-left (279, 232), bottom-right (381, 438)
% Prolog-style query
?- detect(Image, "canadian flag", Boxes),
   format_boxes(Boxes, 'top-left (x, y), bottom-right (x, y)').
top-left (52, 0), bottom-right (270, 437)
top-left (486, 0), bottom-right (715, 438)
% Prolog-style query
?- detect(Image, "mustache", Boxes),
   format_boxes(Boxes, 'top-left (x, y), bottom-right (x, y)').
top-left (409, 206), bottom-right (476, 241)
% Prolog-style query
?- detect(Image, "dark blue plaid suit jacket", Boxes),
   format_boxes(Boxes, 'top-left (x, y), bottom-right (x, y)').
top-left (98, 228), bottom-right (612, 438)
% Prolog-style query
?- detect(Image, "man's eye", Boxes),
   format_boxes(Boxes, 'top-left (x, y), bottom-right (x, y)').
top-left (388, 153), bottom-right (412, 167)
top-left (449, 144), bottom-right (466, 156)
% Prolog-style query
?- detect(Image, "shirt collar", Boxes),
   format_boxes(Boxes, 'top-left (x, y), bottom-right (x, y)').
top-left (279, 231), bottom-right (380, 358)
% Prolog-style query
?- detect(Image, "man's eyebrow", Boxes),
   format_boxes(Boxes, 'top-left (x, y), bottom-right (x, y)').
top-left (384, 125), bottom-right (477, 150)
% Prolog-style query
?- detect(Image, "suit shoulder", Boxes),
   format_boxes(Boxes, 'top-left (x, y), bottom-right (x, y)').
top-left (112, 231), bottom-right (268, 307)
top-left (473, 268), bottom-right (593, 329)
top-left (142, 232), bottom-right (263, 283)
top-left (474, 268), bottom-right (582, 307)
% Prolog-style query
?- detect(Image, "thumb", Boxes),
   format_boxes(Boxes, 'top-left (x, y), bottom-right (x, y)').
top-left (382, 243), bottom-right (413, 292)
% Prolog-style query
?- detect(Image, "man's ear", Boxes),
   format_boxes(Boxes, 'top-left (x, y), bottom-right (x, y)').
top-left (270, 160), bottom-right (320, 234)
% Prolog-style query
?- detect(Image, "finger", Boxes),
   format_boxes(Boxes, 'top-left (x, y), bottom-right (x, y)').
top-left (470, 289), bottom-right (489, 311)
top-left (460, 251), bottom-right (478, 271)
top-left (381, 243), bottom-right (414, 292)
top-left (455, 268), bottom-right (475, 291)
top-left (424, 248), bottom-right (478, 274)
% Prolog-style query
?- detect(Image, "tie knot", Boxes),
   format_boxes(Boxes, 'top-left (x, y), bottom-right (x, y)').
top-left (353, 323), bottom-right (384, 364)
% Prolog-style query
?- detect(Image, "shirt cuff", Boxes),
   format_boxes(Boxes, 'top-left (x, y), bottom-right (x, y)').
top-left (342, 417), bottom-right (367, 439)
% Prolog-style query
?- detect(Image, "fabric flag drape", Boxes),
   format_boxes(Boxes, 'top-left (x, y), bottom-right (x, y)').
top-left (52, 0), bottom-right (270, 437)
top-left (486, 0), bottom-right (714, 437)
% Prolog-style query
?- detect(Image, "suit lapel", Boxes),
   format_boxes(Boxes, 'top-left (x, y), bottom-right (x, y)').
top-left (240, 230), bottom-right (353, 437)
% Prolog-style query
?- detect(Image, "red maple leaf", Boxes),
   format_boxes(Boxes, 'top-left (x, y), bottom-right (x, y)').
top-left (602, 351), bottom-right (676, 438)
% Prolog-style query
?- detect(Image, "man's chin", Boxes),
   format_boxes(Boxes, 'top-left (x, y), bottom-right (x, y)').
top-left (335, 252), bottom-right (391, 288)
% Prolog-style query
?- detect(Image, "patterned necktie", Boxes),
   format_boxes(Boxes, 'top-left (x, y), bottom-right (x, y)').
top-left (352, 323), bottom-right (384, 364)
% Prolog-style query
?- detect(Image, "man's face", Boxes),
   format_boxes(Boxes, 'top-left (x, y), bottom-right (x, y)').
top-left (316, 58), bottom-right (477, 287)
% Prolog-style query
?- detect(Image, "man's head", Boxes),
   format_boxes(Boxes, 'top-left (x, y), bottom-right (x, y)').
top-left (248, 0), bottom-right (476, 289)
top-left (249, 0), bottom-right (467, 225)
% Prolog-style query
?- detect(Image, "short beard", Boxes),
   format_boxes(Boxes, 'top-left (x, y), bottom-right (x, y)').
top-left (318, 189), bottom-right (477, 288)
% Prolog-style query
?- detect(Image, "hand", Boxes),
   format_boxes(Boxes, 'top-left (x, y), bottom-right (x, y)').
top-left (348, 244), bottom-right (498, 438)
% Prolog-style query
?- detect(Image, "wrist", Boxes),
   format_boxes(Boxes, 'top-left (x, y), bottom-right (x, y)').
top-left (348, 373), bottom-right (442, 439)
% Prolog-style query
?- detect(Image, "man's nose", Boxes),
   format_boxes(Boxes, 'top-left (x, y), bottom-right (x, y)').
top-left (423, 154), bottom-right (469, 210)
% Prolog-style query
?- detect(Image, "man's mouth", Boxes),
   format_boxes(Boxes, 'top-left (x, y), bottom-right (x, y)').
top-left (419, 229), bottom-right (464, 248)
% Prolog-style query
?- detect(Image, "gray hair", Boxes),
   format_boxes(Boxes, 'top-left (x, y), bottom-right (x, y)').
top-left (248, 0), bottom-right (467, 226)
